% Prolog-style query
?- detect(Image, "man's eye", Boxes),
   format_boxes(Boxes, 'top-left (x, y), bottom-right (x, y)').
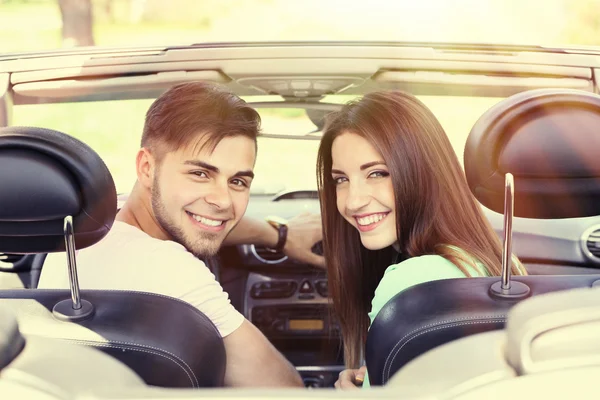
top-left (191, 171), bottom-right (208, 178)
top-left (231, 179), bottom-right (248, 188)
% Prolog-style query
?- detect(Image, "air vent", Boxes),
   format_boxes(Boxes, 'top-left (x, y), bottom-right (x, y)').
top-left (0, 253), bottom-right (23, 263)
top-left (311, 241), bottom-right (323, 256)
top-left (581, 225), bottom-right (600, 263)
top-left (0, 253), bottom-right (25, 271)
top-left (588, 232), bottom-right (600, 257)
top-left (250, 245), bottom-right (288, 264)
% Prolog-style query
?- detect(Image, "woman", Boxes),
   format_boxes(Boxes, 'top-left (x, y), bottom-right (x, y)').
top-left (316, 90), bottom-right (526, 389)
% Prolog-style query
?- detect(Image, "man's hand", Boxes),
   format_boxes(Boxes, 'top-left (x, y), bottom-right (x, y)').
top-left (334, 366), bottom-right (366, 390)
top-left (283, 212), bottom-right (325, 269)
top-left (224, 212), bottom-right (325, 268)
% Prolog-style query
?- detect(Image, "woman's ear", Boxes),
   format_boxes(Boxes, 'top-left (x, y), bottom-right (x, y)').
top-left (136, 148), bottom-right (156, 189)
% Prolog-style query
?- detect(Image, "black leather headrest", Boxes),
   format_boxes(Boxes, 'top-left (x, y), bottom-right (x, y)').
top-left (0, 127), bottom-right (117, 253)
top-left (464, 89), bottom-right (600, 219)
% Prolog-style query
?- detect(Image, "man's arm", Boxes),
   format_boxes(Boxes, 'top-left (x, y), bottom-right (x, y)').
top-left (224, 215), bottom-right (278, 247)
top-left (224, 213), bottom-right (325, 268)
top-left (223, 319), bottom-right (304, 387)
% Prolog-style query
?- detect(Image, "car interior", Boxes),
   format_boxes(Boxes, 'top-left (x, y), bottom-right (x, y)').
top-left (2, 42), bottom-right (600, 398)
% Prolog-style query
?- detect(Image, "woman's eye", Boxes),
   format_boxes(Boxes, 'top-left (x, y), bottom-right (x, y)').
top-left (369, 170), bottom-right (390, 179)
top-left (333, 176), bottom-right (347, 185)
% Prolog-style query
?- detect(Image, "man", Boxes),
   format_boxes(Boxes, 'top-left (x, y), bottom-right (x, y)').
top-left (39, 82), bottom-right (323, 387)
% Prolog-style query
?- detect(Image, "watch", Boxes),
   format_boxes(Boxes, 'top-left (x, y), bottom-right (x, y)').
top-left (265, 215), bottom-right (288, 252)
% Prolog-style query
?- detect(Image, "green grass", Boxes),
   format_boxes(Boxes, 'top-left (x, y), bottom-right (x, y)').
top-left (12, 99), bottom-right (152, 191)
top-left (10, 95), bottom-right (498, 193)
top-left (10, 98), bottom-right (323, 193)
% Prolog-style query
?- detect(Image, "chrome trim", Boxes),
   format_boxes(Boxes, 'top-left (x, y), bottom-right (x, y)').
top-left (296, 366), bottom-right (345, 372)
top-left (250, 244), bottom-right (288, 264)
top-left (63, 216), bottom-right (82, 310)
top-left (580, 224), bottom-right (600, 264)
top-left (501, 173), bottom-right (514, 290)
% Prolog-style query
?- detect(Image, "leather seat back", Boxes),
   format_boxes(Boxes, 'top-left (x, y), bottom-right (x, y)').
top-left (0, 289), bottom-right (226, 387)
top-left (366, 274), bottom-right (600, 385)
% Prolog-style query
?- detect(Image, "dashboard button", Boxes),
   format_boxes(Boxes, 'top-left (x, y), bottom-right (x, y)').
top-left (273, 320), bottom-right (285, 332)
top-left (299, 280), bottom-right (314, 293)
top-left (315, 280), bottom-right (328, 297)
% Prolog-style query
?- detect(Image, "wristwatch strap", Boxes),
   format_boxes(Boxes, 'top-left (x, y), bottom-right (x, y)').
top-left (265, 216), bottom-right (288, 252)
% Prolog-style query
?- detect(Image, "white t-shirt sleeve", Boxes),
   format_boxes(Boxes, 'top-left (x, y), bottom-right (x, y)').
top-left (160, 246), bottom-right (245, 338)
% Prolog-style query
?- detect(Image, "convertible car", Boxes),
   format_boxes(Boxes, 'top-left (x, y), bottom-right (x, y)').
top-left (1, 41), bottom-right (600, 399)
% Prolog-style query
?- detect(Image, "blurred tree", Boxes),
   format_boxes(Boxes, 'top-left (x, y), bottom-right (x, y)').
top-left (57, 0), bottom-right (95, 47)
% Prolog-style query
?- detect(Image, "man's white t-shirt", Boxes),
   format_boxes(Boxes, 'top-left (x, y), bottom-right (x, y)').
top-left (38, 221), bottom-right (245, 337)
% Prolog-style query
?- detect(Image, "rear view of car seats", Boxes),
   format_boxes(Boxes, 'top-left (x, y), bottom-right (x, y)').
top-left (366, 88), bottom-right (600, 385)
top-left (386, 286), bottom-right (600, 398)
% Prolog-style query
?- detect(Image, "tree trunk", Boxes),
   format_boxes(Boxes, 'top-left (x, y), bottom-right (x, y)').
top-left (58, 0), bottom-right (95, 47)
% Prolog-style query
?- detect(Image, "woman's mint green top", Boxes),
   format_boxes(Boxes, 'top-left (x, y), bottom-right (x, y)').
top-left (362, 253), bottom-right (486, 388)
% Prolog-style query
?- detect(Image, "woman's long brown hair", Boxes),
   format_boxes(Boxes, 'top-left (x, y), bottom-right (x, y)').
top-left (316, 91), bottom-right (526, 368)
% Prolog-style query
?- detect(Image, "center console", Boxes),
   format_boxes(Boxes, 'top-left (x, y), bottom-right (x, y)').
top-left (244, 272), bottom-right (344, 387)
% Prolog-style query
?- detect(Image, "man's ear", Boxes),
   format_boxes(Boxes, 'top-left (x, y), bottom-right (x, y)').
top-left (136, 148), bottom-right (156, 189)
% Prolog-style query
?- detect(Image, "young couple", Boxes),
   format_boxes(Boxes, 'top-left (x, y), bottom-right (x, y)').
top-left (39, 82), bottom-right (526, 389)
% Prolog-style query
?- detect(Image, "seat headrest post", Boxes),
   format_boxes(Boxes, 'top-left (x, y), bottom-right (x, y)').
top-left (64, 216), bottom-right (82, 310)
top-left (51, 216), bottom-right (95, 322)
top-left (490, 173), bottom-right (530, 300)
top-left (501, 173), bottom-right (514, 290)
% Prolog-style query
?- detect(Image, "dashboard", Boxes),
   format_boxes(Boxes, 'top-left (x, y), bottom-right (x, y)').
top-left (217, 196), bottom-right (342, 387)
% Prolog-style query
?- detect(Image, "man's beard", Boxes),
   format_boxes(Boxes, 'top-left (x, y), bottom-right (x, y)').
top-left (151, 177), bottom-right (222, 259)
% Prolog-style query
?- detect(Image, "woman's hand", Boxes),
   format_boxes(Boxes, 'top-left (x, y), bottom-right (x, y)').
top-left (334, 366), bottom-right (367, 390)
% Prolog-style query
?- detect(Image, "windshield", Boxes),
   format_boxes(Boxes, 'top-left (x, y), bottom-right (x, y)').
top-left (11, 95), bottom-right (501, 194)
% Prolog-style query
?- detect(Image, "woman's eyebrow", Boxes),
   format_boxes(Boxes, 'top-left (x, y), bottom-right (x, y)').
top-left (331, 168), bottom-right (344, 175)
top-left (360, 161), bottom-right (386, 170)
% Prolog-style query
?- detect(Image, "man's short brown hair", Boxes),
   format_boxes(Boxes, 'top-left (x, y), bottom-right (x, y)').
top-left (141, 82), bottom-right (261, 160)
